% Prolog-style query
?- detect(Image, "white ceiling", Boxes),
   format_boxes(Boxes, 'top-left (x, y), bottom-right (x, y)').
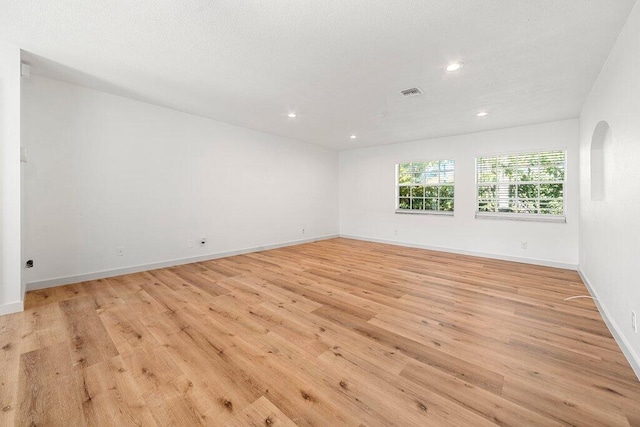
top-left (1, 1), bottom-right (636, 150)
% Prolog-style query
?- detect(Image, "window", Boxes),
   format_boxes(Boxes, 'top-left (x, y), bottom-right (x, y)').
top-left (396, 160), bottom-right (454, 214)
top-left (476, 150), bottom-right (565, 221)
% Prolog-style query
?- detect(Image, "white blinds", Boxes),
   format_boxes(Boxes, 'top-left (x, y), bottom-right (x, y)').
top-left (476, 150), bottom-right (565, 216)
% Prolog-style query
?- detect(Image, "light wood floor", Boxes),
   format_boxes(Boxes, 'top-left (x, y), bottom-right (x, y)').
top-left (1, 238), bottom-right (639, 426)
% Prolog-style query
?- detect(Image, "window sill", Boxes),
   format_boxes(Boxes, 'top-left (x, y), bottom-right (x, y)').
top-left (475, 212), bottom-right (566, 223)
top-left (395, 210), bottom-right (454, 216)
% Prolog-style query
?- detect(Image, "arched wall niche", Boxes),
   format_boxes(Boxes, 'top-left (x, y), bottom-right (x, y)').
top-left (590, 121), bottom-right (612, 201)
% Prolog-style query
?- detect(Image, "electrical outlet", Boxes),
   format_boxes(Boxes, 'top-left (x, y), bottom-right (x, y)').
top-left (117, 247), bottom-right (125, 256)
top-left (302, 228), bottom-right (305, 234)
top-left (187, 240), bottom-right (194, 248)
top-left (394, 229), bottom-right (398, 236)
top-left (633, 311), bottom-right (637, 333)
top-left (521, 241), bottom-right (528, 249)
top-left (200, 237), bottom-right (207, 247)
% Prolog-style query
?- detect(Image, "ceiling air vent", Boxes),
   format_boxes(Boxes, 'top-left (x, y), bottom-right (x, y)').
top-left (400, 87), bottom-right (422, 98)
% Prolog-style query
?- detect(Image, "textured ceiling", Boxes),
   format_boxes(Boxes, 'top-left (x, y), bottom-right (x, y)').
top-left (1, 0), bottom-right (637, 150)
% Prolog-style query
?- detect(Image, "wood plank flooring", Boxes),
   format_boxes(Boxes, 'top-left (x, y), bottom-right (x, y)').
top-left (1, 237), bottom-right (639, 426)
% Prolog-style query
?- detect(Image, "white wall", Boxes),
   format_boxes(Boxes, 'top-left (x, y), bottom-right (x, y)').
top-left (0, 40), bottom-right (22, 315)
top-left (22, 76), bottom-right (338, 287)
top-left (579, 1), bottom-right (640, 377)
top-left (339, 119), bottom-right (579, 268)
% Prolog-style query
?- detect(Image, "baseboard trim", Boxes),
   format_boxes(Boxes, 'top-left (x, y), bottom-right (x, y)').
top-left (26, 234), bottom-right (339, 291)
top-left (0, 300), bottom-right (24, 316)
top-left (578, 267), bottom-right (640, 381)
top-left (339, 234), bottom-right (578, 270)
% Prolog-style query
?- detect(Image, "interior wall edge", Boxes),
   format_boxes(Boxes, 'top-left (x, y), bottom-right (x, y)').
top-left (578, 266), bottom-right (640, 381)
top-left (0, 300), bottom-right (24, 316)
top-left (339, 234), bottom-right (578, 271)
top-left (25, 234), bottom-right (339, 292)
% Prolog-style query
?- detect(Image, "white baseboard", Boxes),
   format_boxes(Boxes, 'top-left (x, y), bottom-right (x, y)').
top-left (26, 234), bottom-right (338, 291)
top-left (0, 300), bottom-right (24, 316)
top-left (339, 234), bottom-right (578, 270)
top-left (578, 268), bottom-right (640, 381)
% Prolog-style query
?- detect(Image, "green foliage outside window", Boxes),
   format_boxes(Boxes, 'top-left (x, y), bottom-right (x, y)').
top-left (397, 160), bottom-right (454, 213)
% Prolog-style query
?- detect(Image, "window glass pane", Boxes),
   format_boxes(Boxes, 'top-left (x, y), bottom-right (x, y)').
top-left (411, 186), bottom-right (424, 197)
top-left (398, 174), bottom-right (411, 184)
top-left (478, 200), bottom-right (496, 212)
top-left (440, 160), bottom-right (455, 183)
top-left (398, 163), bottom-right (412, 175)
top-left (516, 153), bottom-right (538, 181)
top-left (412, 163), bottom-right (426, 174)
top-left (478, 185), bottom-right (496, 199)
top-left (539, 151), bottom-right (565, 181)
top-left (411, 198), bottom-right (424, 210)
top-left (499, 199), bottom-right (517, 212)
top-left (517, 200), bottom-right (539, 214)
top-left (550, 200), bottom-right (563, 214)
top-left (399, 186), bottom-right (410, 197)
top-left (540, 199), bottom-right (563, 214)
top-left (441, 160), bottom-right (454, 170)
top-left (517, 184), bottom-right (538, 199)
top-left (424, 198), bottom-right (438, 210)
top-left (477, 157), bottom-right (496, 183)
top-left (497, 155), bottom-right (518, 182)
top-left (439, 186), bottom-right (454, 198)
top-left (540, 183), bottom-right (563, 198)
top-left (424, 186), bottom-right (438, 197)
top-left (440, 171), bottom-right (454, 183)
top-left (539, 199), bottom-right (553, 209)
top-left (439, 199), bottom-right (454, 211)
top-left (404, 163), bottom-right (414, 173)
top-left (424, 163), bottom-right (440, 184)
top-left (425, 161), bottom-right (439, 172)
top-left (496, 184), bottom-right (510, 208)
top-left (399, 198), bottom-right (410, 209)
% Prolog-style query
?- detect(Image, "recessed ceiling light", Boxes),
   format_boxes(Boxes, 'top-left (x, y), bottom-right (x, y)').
top-left (446, 62), bottom-right (464, 72)
top-left (477, 111), bottom-right (489, 117)
top-left (287, 112), bottom-right (297, 118)
top-left (350, 135), bottom-right (357, 139)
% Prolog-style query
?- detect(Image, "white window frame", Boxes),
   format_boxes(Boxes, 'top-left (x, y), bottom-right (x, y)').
top-left (475, 149), bottom-right (566, 223)
top-left (395, 159), bottom-right (455, 216)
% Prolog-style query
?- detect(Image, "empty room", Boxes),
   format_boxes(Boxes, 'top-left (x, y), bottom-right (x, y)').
top-left (1, 1), bottom-right (639, 425)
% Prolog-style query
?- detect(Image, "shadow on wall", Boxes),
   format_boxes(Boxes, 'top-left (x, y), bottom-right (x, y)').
top-left (591, 120), bottom-right (613, 201)
top-left (590, 121), bottom-right (613, 201)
